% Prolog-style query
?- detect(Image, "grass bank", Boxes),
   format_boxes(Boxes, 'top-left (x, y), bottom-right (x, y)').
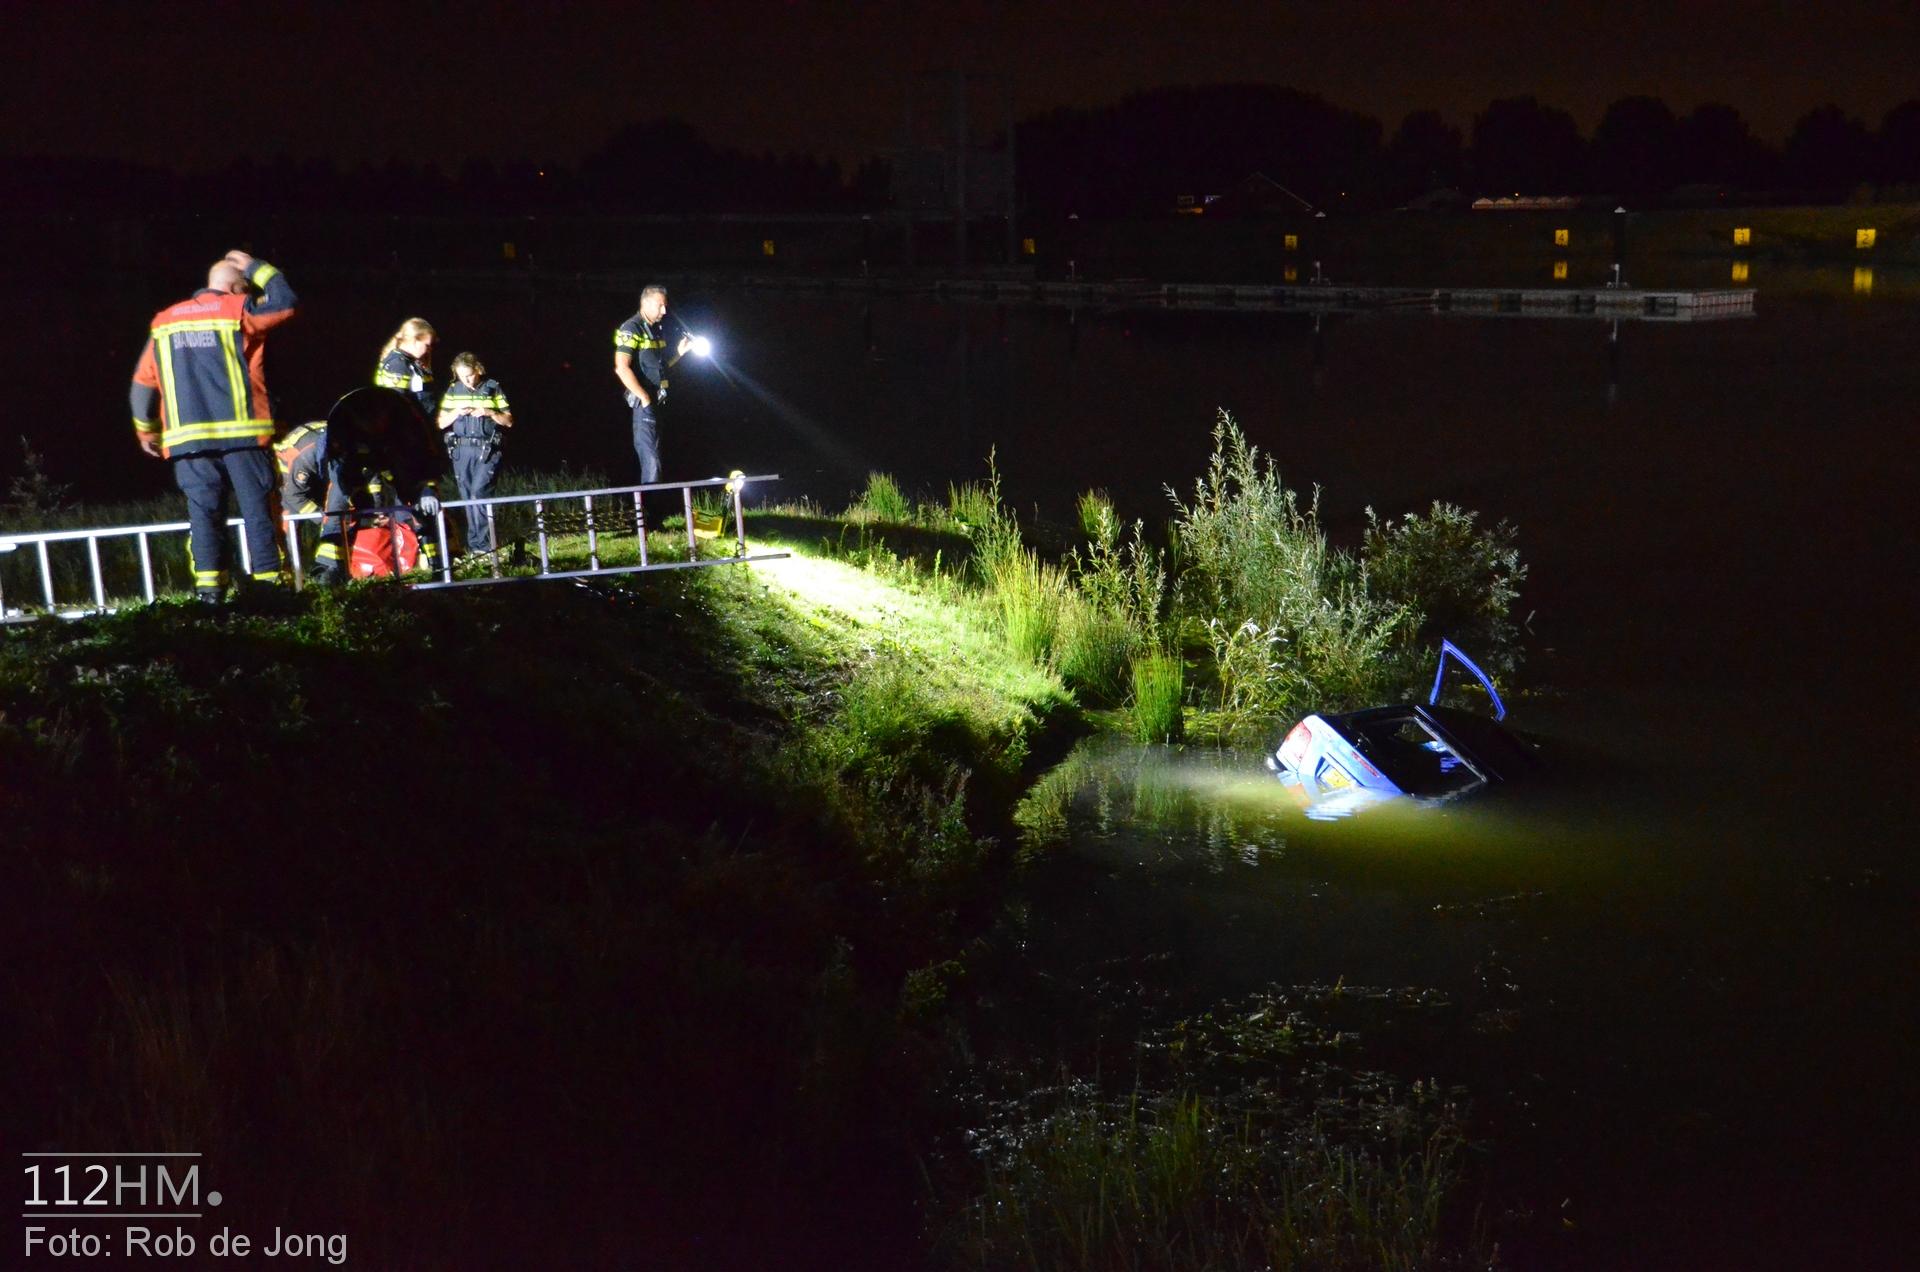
top-left (2, 532), bottom-right (1077, 1266)
top-left (4, 420), bottom-right (1524, 1266)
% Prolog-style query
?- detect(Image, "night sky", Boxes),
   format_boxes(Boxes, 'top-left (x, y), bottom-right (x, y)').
top-left (5, 0), bottom-right (1915, 172)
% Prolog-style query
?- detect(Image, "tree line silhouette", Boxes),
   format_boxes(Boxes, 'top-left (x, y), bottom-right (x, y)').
top-left (8, 90), bottom-right (1917, 220)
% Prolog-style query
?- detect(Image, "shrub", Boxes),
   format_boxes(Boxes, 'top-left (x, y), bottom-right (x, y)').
top-left (1168, 411), bottom-right (1327, 626)
top-left (3, 439), bottom-right (74, 522)
top-left (1363, 501), bottom-right (1526, 682)
top-left (1070, 516), bottom-right (1168, 650)
top-left (1167, 412), bottom-right (1510, 730)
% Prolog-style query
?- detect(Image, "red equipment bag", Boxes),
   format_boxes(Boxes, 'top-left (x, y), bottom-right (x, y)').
top-left (350, 520), bottom-right (421, 578)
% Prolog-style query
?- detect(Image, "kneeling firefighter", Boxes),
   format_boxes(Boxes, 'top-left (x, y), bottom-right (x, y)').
top-left (309, 386), bottom-right (445, 583)
top-left (274, 419), bottom-right (339, 579)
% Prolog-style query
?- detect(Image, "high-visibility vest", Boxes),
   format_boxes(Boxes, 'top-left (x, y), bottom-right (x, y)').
top-left (147, 292), bottom-right (274, 456)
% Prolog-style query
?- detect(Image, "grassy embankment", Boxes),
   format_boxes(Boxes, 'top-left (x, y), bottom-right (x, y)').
top-left (3, 418), bottom-right (1523, 1267)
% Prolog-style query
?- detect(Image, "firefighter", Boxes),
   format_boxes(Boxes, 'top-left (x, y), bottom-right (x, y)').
top-left (130, 250), bottom-right (297, 602)
top-left (273, 420), bottom-right (344, 584)
top-left (436, 351), bottom-right (512, 554)
top-left (311, 387), bottom-right (444, 581)
top-left (373, 318), bottom-right (438, 423)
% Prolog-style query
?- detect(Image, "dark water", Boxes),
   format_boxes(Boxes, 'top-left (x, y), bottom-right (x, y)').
top-left (32, 269), bottom-right (1920, 812)
top-left (16, 269), bottom-right (1920, 1264)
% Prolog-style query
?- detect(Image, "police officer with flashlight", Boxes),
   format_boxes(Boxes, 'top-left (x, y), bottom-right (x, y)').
top-left (613, 284), bottom-right (692, 484)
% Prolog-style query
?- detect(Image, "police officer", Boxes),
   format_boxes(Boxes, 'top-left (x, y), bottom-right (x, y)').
top-left (130, 250), bottom-right (297, 603)
top-left (613, 285), bottom-right (692, 485)
top-left (436, 352), bottom-right (513, 554)
top-left (374, 318), bottom-right (439, 423)
top-left (313, 387), bottom-right (444, 581)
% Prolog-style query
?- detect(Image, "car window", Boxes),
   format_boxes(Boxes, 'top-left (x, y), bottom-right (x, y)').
top-left (1349, 714), bottom-right (1484, 798)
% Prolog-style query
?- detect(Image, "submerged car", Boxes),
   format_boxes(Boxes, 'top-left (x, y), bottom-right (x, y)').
top-left (1266, 641), bottom-right (1541, 816)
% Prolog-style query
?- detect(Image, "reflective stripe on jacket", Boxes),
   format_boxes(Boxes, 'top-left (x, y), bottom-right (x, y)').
top-left (439, 378), bottom-right (510, 441)
top-left (130, 261), bottom-right (297, 458)
top-left (274, 421), bottom-right (327, 515)
top-left (374, 349), bottom-right (437, 423)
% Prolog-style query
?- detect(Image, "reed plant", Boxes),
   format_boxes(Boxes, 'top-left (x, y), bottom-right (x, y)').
top-left (1129, 648), bottom-right (1185, 742)
top-left (1051, 594), bottom-right (1135, 702)
top-left (1074, 487), bottom-right (1115, 541)
top-left (986, 544), bottom-right (1069, 665)
top-left (945, 479), bottom-right (998, 532)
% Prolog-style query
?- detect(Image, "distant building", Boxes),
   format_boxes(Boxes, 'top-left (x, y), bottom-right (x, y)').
top-left (1470, 195), bottom-right (1582, 211)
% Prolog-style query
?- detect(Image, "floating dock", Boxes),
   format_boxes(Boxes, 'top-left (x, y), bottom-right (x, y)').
top-left (705, 274), bottom-right (1757, 321)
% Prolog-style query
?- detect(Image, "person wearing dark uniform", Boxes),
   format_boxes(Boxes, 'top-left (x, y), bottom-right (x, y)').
top-left (613, 285), bottom-right (692, 485)
top-left (312, 387), bottom-right (444, 581)
top-left (130, 250), bottom-right (297, 602)
top-left (373, 317), bottom-right (439, 424)
top-left (436, 352), bottom-right (512, 554)
top-left (273, 420), bottom-right (344, 583)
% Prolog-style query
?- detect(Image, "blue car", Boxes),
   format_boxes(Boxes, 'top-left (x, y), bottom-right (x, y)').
top-left (1266, 641), bottom-right (1541, 816)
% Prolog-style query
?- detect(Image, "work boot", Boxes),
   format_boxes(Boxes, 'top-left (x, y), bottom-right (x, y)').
top-left (307, 560), bottom-right (343, 588)
top-left (194, 588), bottom-right (224, 607)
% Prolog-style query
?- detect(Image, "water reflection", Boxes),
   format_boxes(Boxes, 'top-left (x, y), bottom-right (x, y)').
top-left (1018, 735), bottom-right (1611, 884)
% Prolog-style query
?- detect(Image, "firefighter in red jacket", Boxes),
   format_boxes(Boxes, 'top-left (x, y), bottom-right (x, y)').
top-left (130, 250), bottom-right (298, 603)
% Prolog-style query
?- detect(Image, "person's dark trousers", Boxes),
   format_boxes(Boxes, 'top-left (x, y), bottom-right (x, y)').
top-left (173, 447), bottom-right (280, 593)
top-left (453, 441), bottom-right (501, 552)
top-left (630, 397), bottom-right (666, 531)
top-left (630, 398), bottom-right (661, 484)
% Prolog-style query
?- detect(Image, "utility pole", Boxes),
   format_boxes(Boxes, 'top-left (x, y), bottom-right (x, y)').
top-left (1004, 78), bottom-right (1018, 265)
top-left (953, 69), bottom-right (968, 273)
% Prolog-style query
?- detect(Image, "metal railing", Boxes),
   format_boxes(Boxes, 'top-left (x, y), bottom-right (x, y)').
top-left (0, 474), bottom-right (786, 622)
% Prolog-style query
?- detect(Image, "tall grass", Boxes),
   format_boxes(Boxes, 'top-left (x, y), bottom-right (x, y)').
top-left (945, 479), bottom-right (998, 531)
top-left (943, 1083), bottom-right (1472, 1272)
top-left (985, 544), bottom-right (1069, 665)
top-left (851, 470), bottom-right (914, 524)
top-left (1129, 649), bottom-right (1185, 742)
top-left (1074, 488), bottom-right (1115, 540)
top-left (1052, 596), bottom-right (1134, 701)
